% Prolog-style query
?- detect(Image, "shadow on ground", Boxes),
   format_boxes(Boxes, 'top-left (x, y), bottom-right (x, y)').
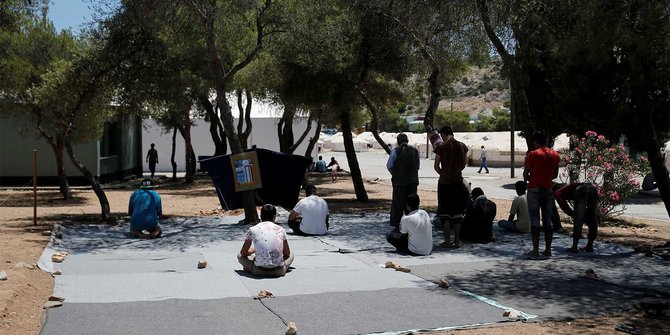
top-left (0, 191), bottom-right (88, 208)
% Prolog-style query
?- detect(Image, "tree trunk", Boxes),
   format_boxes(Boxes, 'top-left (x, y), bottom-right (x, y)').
top-left (341, 107), bottom-right (368, 201)
top-left (37, 118), bottom-right (71, 200)
top-left (220, 99), bottom-right (258, 223)
top-left (65, 139), bottom-right (110, 220)
top-left (510, 68), bottom-right (535, 142)
top-left (171, 126), bottom-right (178, 181)
top-left (237, 89), bottom-right (253, 149)
top-left (477, 0), bottom-right (535, 140)
top-left (278, 105), bottom-right (296, 153)
top-left (178, 124), bottom-right (196, 184)
top-left (304, 109), bottom-right (322, 158)
top-left (423, 66), bottom-right (442, 131)
top-left (199, 4), bottom-right (266, 224)
top-left (54, 138), bottom-right (72, 200)
top-left (289, 112), bottom-right (315, 154)
top-left (359, 89), bottom-right (391, 154)
top-left (198, 94), bottom-right (227, 156)
top-left (645, 123), bottom-right (670, 217)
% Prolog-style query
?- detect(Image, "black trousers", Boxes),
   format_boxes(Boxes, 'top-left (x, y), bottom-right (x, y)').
top-left (386, 229), bottom-right (419, 255)
top-left (390, 184), bottom-right (417, 227)
top-left (287, 219), bottom-right (329, 236)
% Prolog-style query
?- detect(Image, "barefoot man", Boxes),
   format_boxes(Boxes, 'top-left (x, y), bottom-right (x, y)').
top-left (434, 126), bottom-right (469, 248)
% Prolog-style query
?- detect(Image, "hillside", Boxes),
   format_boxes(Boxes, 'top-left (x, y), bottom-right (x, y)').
top-left (405, 63), bottom-right (510, 117)
top-left (439, 63), bottom-right (510, 116)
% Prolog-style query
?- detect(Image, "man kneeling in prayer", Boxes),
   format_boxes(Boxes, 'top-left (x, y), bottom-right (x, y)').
top-left (238, 204), bottom-right (294, 277)
top-left (287, 185), bottom-right (329, 236)
top-left (386, 194), bottom-right (432, 256)
top-left (128, 179), bottom-right (162, 239)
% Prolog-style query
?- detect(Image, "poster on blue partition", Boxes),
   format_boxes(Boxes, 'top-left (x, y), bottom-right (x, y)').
top-left (229, 151), bottom-right (262, 192)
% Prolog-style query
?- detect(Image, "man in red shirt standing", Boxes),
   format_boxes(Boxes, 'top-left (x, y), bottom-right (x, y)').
top-left (523, 131), bottom-right (561, 257)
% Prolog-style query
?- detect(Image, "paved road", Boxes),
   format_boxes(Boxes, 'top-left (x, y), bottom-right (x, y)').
top-left (325, 151), bottom-right (669, 222)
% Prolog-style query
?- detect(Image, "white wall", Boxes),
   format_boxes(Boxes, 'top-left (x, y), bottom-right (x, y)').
top-left (143, 117), bottom-right (318, 172)
top-left (0, 115), bottom-right (98, 179)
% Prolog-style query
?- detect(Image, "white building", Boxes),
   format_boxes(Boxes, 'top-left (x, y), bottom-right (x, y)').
top-left (0, 115), bottom-right (142, 185)
top-left (143, 101), bottom-right (318, 173)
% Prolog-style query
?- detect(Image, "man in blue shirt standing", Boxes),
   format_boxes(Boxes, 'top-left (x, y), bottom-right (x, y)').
top-left (386, 133), bottom-right (420, 227)
top-left (128, 179), bottom-right (163, 239)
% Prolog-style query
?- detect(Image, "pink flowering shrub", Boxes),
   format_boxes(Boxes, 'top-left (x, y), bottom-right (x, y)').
top-left (558, 130), bottom-right (650, 219)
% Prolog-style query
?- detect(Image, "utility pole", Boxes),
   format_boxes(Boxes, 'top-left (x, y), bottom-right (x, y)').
top-left (510, 94), bottom-right (515, 178)
top-left (33, 149), bottom-right (37, 226)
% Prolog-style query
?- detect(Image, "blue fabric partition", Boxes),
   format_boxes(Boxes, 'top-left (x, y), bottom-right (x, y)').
top-left (199, 148), bottom-right (311, 210)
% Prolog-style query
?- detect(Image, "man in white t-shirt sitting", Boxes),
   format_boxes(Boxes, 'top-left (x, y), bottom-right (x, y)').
top-left (497, 181), bottom-right (531, 234)
top-left (238, 204), bottom-right (294, 277)
top-left (386, 194), bottom-right (432, 256)
top-left (287, 185), bottom-right (329, 236)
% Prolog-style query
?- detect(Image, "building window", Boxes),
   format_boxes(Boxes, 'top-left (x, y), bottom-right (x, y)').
top-left (100, 122), bottom-right (120, 157)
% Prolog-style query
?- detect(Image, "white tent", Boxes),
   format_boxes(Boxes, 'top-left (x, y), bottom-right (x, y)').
top-left (357, 132), bottom-right (376, 143)
top-left (406, 133), bottom-right (428, 146)
top-left (553, 133), bottom-right (570, 152)
top-left (328, 136), bottom-right (371, 152)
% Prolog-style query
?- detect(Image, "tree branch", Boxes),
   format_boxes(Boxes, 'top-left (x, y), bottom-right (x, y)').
top-left (243, 89), bottom-right (253, 138)
top-left (290, 110), bottom-right (314, 153)
top-left (357, 88), bottom-right (391, 154)
top-left (476, 0), bottom-right (512, 63)
top-left (223, 0), bottom-right (272, 81)
top-left (236, 89), bottom-right (244, 135)
top-left (379, 12), bottom-right (437, 66)
top-left (34, 107), bottom-right (57, 149)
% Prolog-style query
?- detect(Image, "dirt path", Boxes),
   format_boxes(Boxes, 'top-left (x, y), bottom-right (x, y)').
top-left (0, 175), bottom-right (667, 334)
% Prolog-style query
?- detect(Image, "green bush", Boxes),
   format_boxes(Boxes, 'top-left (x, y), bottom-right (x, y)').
top-left (434, 109), bottom-right (472, 132)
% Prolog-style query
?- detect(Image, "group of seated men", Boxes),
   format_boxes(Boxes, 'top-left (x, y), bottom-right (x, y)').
top-left (385, 187), bottom-right (499, 257)
top-left (384, 178), bottom-right (599, 257)
top-left (128, 173), bottom-right (599, 278)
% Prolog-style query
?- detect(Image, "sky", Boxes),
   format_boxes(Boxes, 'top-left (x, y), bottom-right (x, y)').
top-left (47, 0), bottom-right (101, 34)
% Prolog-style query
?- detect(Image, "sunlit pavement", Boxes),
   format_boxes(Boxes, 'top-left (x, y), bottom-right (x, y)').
top-left (326, 151), bottom-right (669, 222)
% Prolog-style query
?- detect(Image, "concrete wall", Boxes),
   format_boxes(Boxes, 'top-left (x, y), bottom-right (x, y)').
top-left (143, 117), bottom-right (318, 172)
top-left (0, 115), bottom-right (99, 184)
top-left (0, 115), bottom-right (142, 185)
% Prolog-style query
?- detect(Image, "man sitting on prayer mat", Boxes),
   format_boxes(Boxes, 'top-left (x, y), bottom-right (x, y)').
top-left (288, 185), bottom-right (329, 236)
top-left (238, 204), bottom-right (295, 277)
top-left (386, 194), bottom-right (433, 256)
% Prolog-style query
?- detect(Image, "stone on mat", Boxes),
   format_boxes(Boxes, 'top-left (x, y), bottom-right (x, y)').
top-left (53, 269), bottom-right (62, 275)
top-left (48, 296), bottom-right (65, 302)
top-left (197, 260), bottom-right (208, 269)
top-left (384, 260), bottom-right (410, 272)
top-left (258, 290), bottom-right (275, 298)
top-left (384, 261), bottom-right (399, 269)
top-left (0, 271), bottom-right (7, 281)
top-left (395, 266), bottom-right (411, 273)
top-left (51, 251), bottom-right (69, 263)
top-left (44, 301), bottom-right (63, 309)
top-left (438, 278), bottom-right (450, 288)
top-left (285, 321), bottom-right (297, 335)
top-left (503, 310), bottom-right (520, 319)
